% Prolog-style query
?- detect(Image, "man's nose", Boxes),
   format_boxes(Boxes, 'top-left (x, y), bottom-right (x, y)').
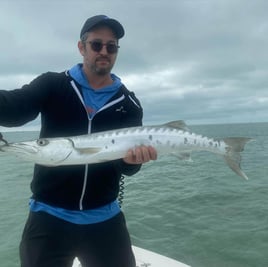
top-left (99, 44), bottom-right (109, 54)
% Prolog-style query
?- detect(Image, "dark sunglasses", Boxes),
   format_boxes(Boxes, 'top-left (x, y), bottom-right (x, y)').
top-left (87, 40), bottom-right (119, 54)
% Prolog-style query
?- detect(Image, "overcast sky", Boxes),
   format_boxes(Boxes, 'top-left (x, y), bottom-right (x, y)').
top-left (0, 0), bottom-right (267, 131)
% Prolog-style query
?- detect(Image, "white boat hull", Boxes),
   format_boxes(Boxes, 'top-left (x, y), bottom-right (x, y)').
top-left (72, 245), bottom-right (190, 267)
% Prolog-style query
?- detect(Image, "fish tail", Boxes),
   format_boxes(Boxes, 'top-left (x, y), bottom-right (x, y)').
top-left (223, 137), bottom-right (252, 180)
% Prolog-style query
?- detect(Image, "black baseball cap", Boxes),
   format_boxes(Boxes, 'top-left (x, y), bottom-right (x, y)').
top-left (80, 15), bottom-right (125, 39)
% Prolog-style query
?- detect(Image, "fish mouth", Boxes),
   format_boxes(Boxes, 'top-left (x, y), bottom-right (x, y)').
top-left (0, 142), bottom-right (39, 155)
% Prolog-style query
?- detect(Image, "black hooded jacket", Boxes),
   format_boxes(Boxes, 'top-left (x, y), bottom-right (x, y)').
top-left (0, 71), bottom-right (143, 210)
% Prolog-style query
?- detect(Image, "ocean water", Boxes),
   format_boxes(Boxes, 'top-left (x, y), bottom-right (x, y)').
top-left (0, 123), bottom-right (267, 267)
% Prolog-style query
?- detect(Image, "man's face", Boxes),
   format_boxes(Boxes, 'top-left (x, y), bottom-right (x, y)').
top-left (79, 26), bottom-right (119, 76)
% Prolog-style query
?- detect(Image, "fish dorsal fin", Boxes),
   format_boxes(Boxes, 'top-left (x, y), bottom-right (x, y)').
top-left (164, 120), bottom-right (189, 131)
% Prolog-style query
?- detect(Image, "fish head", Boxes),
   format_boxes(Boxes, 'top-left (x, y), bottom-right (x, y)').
top-left (0, 138), bottom-right (74, 166)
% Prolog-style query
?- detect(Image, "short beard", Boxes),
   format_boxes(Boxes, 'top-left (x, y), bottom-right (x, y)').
top-left (91, 62), bottom-right (114, 76)
top-left (92, 66), bottom-right (111, 75)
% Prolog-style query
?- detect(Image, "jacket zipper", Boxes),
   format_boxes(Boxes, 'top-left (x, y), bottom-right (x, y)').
top-left (70, 80), bottom-right (125, 210)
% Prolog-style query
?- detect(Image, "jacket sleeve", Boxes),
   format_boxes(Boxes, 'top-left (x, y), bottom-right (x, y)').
top-left (119, 88), bottom-right (143, 176)
top-left (120, 161), bottom-right (142, 176)
top-left (0, 73), bottom-right (51, 127)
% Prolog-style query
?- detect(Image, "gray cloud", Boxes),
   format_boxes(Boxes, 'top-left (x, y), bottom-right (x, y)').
top-left (0, 0), bottom-right (267, 130)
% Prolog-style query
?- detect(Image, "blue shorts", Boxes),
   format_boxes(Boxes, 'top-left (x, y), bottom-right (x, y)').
top-left (20, 211), bottom-right (136, 267)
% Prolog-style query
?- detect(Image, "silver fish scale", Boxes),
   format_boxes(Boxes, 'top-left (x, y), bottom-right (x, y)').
top-left (81, 126), bottom-right (225, 155)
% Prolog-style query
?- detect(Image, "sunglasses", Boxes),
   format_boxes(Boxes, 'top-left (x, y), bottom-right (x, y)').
top-left (87, 40), bottom-right (120, 54)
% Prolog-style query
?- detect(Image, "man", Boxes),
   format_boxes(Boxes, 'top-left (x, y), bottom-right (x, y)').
top-left (0, 15), bottom-right (157, 267)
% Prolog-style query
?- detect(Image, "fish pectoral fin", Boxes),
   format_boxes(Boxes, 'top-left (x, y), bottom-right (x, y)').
top-left (75, 147), bottom-right (102, 154)
top-left (0, 132), bottom-right (9, 147)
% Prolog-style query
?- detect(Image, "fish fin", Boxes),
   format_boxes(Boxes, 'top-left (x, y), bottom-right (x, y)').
top-left (172, 152), bottom-right (193, 161)
top-left (164, 120), bottom-right (190, 131)
top-left (75, 147), bottom-right (102, 154)
top-left (0, 132), bottom-right (9, 146)
top-left (0, 132), bottom-right (9, 152)
top-left (223, 137), bottom-right (253, 180)
top-left (66, 138), bottom-right (102, 155)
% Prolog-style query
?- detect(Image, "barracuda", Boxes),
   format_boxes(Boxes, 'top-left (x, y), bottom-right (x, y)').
top-left (0, 120), bottom-right (251, 179)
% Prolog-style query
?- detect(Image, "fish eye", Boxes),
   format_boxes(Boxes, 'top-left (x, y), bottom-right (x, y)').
top-left (37, 139), bottom-right (49, 146)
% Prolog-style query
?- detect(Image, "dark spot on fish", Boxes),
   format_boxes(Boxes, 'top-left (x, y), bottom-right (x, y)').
top-left (111, 139), bottom-right (115, 144)
top-left (209, 141), bottom-right (213, 146)
top-left (149, 135), bottom-right (153, 141)
top-left (184, 138), bottom-right (188, 144)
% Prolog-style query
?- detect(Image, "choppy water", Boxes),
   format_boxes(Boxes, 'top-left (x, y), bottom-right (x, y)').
top-left (0, 123), bottom-right (267, 267)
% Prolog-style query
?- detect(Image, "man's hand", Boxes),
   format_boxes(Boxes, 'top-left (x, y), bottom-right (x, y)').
top-left (123, 145), bottom-right (157, 164)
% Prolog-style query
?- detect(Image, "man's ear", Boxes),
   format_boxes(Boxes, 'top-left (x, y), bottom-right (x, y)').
top-left (78, 41), bottom-right (85, 56)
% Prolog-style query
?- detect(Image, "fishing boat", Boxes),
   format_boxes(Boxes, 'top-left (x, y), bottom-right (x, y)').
top-left (72, 245), bottom-right (190, 267)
